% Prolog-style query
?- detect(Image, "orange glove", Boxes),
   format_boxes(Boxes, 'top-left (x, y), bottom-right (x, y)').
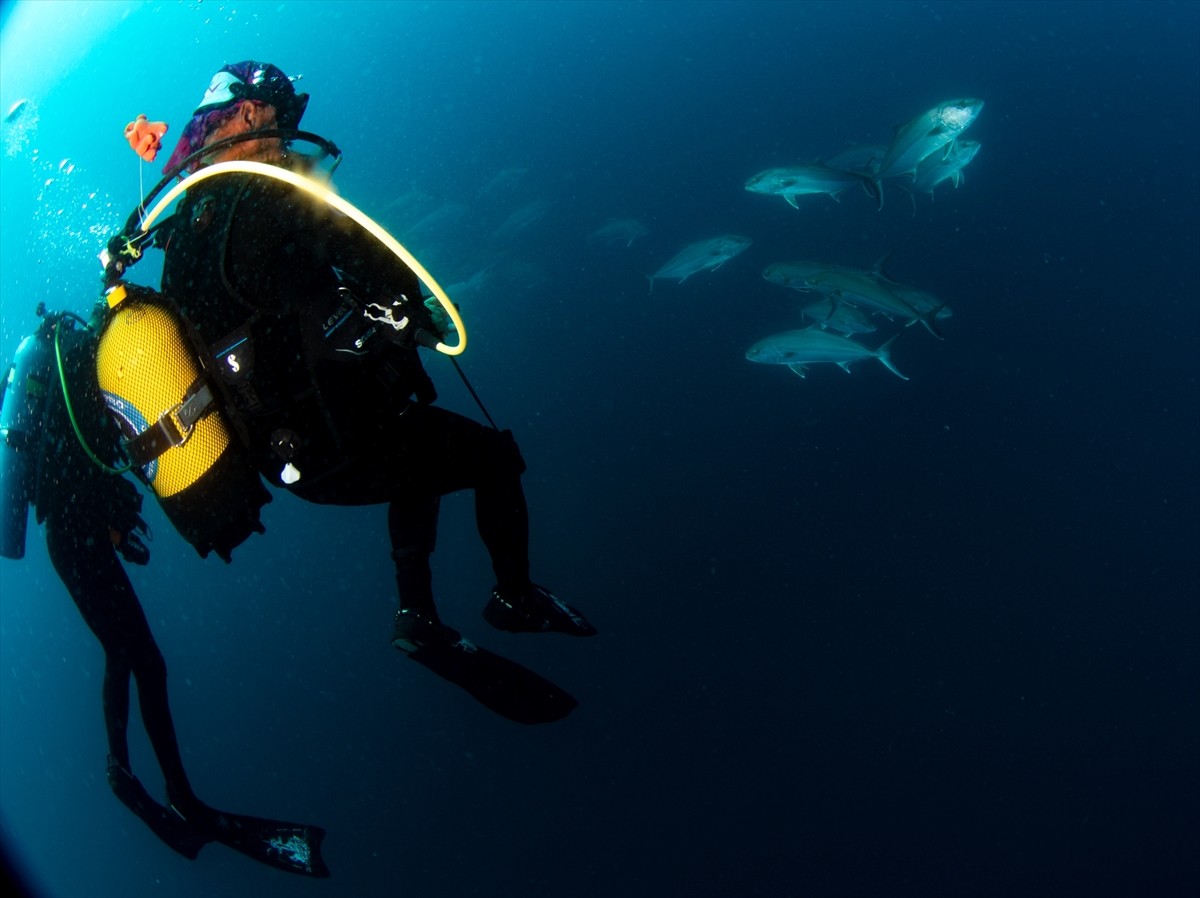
top-left (124, 114), bottom-right (168, 162)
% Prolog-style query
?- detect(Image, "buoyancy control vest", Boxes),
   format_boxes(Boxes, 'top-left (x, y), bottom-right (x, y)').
top-left (158, 173), bottom-right (438, 488)
top-left (94, 140), bottom-right (466, 562)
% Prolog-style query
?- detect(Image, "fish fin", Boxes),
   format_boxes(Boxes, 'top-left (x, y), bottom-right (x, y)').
top-left (918, 303), bottom-right (948, 340)
top-left (786, 364), bottom-right (808, 379)
top-left (951, 170), bottom-right (963, 188)
top-left (862, 177), bottom-right (883, 211)
top-left (837, 361), bottom-right (854, 374)
top-left (869, 251), bottom-right (898, 282)
top-left (785, 194), bottom-right (800, 210)
top-left (874, 333), bottom-right (909, 380)
top-left (645, 274), bottom-right (655, 296)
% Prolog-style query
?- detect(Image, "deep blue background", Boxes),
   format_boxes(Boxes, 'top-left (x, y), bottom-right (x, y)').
top-left (1, 2), bottom-right (1197, 896)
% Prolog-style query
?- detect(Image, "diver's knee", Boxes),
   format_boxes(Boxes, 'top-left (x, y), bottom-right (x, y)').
top-left (135, 645), bottom-right (168, 685)
top-left (485, 428), bottom-right (526, 479)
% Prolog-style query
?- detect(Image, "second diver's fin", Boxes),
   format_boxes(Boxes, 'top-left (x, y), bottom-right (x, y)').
top-left (197, 808), bottom-right (331, 878)
top-left (107, 760), bottom-right (209, 860)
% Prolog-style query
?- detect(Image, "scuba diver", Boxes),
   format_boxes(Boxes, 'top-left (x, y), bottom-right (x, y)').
top-left (141, 61), bottom-right (596, 655)
top-left (0, 56), bottom-right (596, 881)
top-left (0, 309), bottom-right (328, 877)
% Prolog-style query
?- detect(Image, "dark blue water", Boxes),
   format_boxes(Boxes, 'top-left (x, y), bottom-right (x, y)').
top-left (1, 2), bottom-right (1197, 896)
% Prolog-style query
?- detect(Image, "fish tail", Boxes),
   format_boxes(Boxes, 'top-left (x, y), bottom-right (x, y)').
top-left (918, 303), bottom-right (947, 341)
top-left (875, 333), bottom-right (909, 380)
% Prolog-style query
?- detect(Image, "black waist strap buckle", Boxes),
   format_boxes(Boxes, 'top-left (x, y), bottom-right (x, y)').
top-left (123, 379), bottom-right (216, 469)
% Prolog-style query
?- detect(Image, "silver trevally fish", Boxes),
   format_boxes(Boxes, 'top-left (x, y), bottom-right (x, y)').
top-left (803, 267), bottom-right (945, 339)
top-left (589, 218), bottom-right (649, 247)
top-left (762, 260), bottom-right (864, 291)
top-left (823, 143), bottom-right (887, 176)
top-left (745, 328), bottom-right (907, 380)
top-left (801, 298), bottom-right (877, 335)
top-left (493, 198), bottom-right (555, 241)
top-left (909, 139), bottom-right (981, 196)
top-left (445, 265), bottom-right (494, 301)
top-left (745, 163), bottom-right (881, 210)
top-left (649, 235), bottom-right (752, 290)
top-left (477, 166), bottom-right (529, 199)
top-left (877, 98), bottom-right (985, 183)
top-left (765, 258), bottom-right (953, 332)
top-left (405, 201), bottom-right (469, 243)
top-left (888, 283), bottom-right (954, 323)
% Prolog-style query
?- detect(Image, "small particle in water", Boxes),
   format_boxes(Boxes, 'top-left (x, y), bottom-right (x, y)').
top-left (4, 99), bottom-right (28, 123)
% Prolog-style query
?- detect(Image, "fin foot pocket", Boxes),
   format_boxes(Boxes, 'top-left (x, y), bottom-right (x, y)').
top-left (392, 608), bottom-right (461, 654)
top-left (106, 761), bottom-right (209, 860)
top-left (483, 584), bottom-right (598, 636)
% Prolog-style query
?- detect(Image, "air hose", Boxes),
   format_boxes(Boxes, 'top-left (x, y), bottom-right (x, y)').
top-left (50, 312), bottom-right (133, 476)
top-left (136, 161), bottom-right (467, 355)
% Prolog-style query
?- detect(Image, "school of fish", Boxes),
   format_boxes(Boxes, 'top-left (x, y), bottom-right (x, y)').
top-left (626, 97), bottom-right (984, 382)
top-left (374, 97), bottom-right (981, 383)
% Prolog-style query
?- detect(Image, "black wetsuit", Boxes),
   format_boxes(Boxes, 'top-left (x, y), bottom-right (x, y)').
top-left (34, 323), bottom-right (208, 854)
top-left (159, 166), bottom-right (532, 618)
top-left (35, 321), bottom-right (331, 874)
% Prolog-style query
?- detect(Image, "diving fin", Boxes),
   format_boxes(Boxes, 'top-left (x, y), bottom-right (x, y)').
top-left (408, 637), bottom-right (579, 725)
top-left (107, 760), bottom-right (208, 860)
top-left (196, 808), bottom-right (330, 878)
top-left (108, 759), bottom-right (329, 876)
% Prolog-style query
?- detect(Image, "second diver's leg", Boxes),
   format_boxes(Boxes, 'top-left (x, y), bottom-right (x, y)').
top-left (101, 657), bottom-right (133, 771)
top-left (45, 509), bottom-right (207, 856)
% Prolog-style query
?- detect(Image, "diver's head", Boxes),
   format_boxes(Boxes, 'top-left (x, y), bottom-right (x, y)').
top-left (163, 61), bottom-right (308, 174)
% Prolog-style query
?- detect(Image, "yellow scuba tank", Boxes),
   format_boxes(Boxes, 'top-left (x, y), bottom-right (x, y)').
top-left (96, 282), bottom-right (269, 561)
